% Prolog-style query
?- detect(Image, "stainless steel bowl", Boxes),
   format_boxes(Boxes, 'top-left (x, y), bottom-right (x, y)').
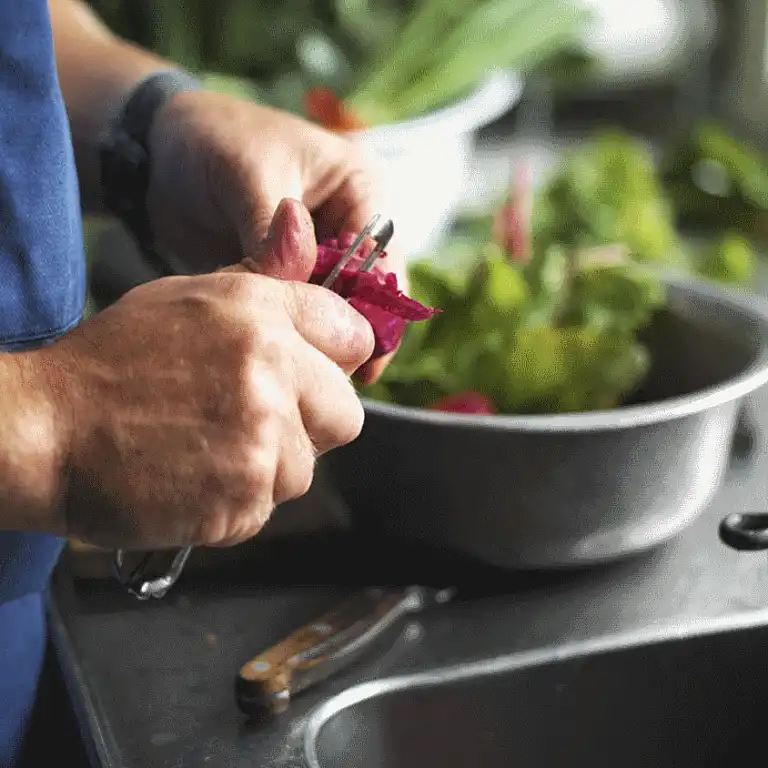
top-left (323, 277), bottom-right (768, 569)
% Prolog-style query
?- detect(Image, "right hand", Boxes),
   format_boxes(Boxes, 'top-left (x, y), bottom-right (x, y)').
top-left (35, 201), bottom-right (374, 549)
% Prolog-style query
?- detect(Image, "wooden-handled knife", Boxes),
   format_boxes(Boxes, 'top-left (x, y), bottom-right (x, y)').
top-left (235, 585), bottom-right (454, 718)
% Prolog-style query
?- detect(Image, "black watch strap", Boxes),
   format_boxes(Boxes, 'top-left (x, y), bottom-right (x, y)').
top-left (100, 71), bottom-right (202, 277)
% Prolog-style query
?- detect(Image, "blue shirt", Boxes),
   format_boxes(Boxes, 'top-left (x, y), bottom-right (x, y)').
top-left (0, 0), bottom-right (86, 763)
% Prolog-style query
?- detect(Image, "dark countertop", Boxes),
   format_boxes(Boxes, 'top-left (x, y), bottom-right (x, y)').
top-left (50, 384), bottom-right (768, 768)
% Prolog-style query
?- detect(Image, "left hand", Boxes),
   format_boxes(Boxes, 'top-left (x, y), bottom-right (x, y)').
top-left (146, 90), bottom-right (404, 384)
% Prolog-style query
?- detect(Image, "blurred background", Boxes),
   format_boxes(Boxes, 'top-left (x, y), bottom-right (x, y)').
top-left (84, 0), bottom-right (768, 295)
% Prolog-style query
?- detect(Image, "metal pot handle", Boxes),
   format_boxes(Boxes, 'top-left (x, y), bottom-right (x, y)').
top-left (719, 513), bottom-right (768, 551)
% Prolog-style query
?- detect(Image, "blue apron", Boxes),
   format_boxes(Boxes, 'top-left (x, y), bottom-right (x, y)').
top-left (0, 1), bottom-right (86, 763)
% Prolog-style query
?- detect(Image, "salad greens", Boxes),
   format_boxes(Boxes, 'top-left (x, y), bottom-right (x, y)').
top-left (88, 0), bottom-right (590, 124)
top-left (365, 241), bottom-right (665, 415)
top-left (664, 122), bottom-right (768, 243)
top-left (362, 131), bottom-right (757, 415)
top-left (342, 0), bottom-right (590, 126)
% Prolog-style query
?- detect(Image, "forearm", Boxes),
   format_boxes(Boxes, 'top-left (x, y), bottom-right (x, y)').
top-left (0, 352), bottom-right (69, 534)
top-left (49, 0), bottom-right (170, 212)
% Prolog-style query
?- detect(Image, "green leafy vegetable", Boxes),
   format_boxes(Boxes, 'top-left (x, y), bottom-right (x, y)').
top-left (344, 0), bottom-right (591, 125)
top-left (90, 0), bottom-right (592, 123)
top-left (697, 233), bottom-right (755, 287)
top-left (663, 122), bottom-right (768, 242)
top-left (364, 131), bottom-right (757, 416)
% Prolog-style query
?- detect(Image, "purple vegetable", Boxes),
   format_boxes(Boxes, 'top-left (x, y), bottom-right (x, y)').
top-left (311, 235), bottom-right (440, 358)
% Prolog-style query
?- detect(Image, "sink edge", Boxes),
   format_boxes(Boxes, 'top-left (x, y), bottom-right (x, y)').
top-left (302, 605), bottom-right (768, 768)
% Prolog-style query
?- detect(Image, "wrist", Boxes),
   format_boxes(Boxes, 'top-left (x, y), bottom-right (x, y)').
top-left (99, 70), bottom-right (204, 275)
top-left (0, 350), bottom-right (74, 534)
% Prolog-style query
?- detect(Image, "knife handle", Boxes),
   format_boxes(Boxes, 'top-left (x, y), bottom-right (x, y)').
top-left (236, 587), bottom-right (426, 717)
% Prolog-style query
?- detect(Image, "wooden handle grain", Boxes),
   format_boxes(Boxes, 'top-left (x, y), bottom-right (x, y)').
top-left (236, 588), bottom-right (424, 717)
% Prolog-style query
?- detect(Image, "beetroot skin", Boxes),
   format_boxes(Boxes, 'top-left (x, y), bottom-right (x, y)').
top-left (311, 234), bottom-right (440, 358)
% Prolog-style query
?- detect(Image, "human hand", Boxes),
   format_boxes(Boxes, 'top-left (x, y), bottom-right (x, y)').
top-left (37, 205), bottom-right (373, 549)
top-left (146, 91), bottom-right (404, 384)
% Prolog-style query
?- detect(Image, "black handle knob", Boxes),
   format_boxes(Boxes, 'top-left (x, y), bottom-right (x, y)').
top-left (719, 513), bottom-right (768, 551)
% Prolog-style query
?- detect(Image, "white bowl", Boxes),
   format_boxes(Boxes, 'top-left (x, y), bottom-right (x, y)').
top-left (345, 70), bottom-right (524, 260)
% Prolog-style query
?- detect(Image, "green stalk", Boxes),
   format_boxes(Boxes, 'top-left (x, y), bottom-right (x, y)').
top-left (345, 0), bottom-right (474, 113)
top-left (386, 1), bottom-right (587, 119)
top-left (440, 0), bottom-right (552, 56)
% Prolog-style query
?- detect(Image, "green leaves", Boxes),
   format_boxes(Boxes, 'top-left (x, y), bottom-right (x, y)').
top-left (697, 233), bottom-right (755, 288)
top-left (346, 0), bottom-right (588, 123)
top-left (95, 0), bottom-right (587, 124)
top-left (360, 128), bottom-right (764, 417)
top-left (497, 326), bottom-right (649, 413)
top-left (366, 242), bottom-right (661, 415)
top-left (362, 131), bottom-right (711, 416)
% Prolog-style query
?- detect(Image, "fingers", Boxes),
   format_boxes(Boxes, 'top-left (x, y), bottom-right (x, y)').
top-left (207, 415), bottom-right (313, 549)
top-left (207, 341), bottom-right (365, 549)
top-left (274, 407), bottom-right (317, 503)
top-left (295, 341), bottom-right (366, 456)
top-left (230, 148), bottom-right (304, 247)
top-left (239, 198), bottom-right (319, 282)
top-left (311, 165), bottom-right (378, 242)
top-left (282, 281), bottom-right (375, 374)
top-left (200, 448), bottom-right (279, 548)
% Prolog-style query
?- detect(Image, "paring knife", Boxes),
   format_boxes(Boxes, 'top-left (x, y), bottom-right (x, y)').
top-left (235, 585), bottom-right (454, 718)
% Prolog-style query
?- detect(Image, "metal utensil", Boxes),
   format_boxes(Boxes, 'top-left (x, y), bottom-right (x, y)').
top-left (113, 546), bottom-right (193, 600)
top-left (321, 214), bottom-right (393, 290)
top-left (113, 214), bottom-right (394, 600)
top-left (236, 585), bottom-right (454, 718)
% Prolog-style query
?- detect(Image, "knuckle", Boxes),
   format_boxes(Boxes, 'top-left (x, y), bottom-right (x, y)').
top-left (196, 508), bottom-right (232, 547)
top-left (245, 499), bottom-right (275, 537)
top-left (347, 310), bottom-right (375, 365)
top-left (294, 468), bottom-right (314, 499)
top-left (241, 363), bottom-right (291, 425)
top-left (295, 284), bottom-right (375, 366)
top-left (242, 440), bottom-right (280, 495)
top-left (291, 452), bottom-right (316, 499)
top-left (331, 301), bottom-right (375, 363)
top-left (346, 163), bottom-right (378, 200)
top-left (174, 288), bottom-right (219, 324)
top-left (217, 272), bottom-right (262, 307)
top-left (318, 386), bottom-right (365, 452)
top-left (282, 280), bottom-right (315, 319)
top-left (275, 447), bottom-right (316, 505)
top-left (197, 445), bottom-right (277, 546)
top-left (338, 395), bottom-right (366, 445)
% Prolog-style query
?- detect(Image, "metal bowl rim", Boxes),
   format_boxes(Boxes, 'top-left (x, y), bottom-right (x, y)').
top-left (362, 275), bottom-right (768, 434)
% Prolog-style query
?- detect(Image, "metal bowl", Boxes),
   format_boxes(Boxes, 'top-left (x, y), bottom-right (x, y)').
top-left (323, 276), bottom-right (768, 569)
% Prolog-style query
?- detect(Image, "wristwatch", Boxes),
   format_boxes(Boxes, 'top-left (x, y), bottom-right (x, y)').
top-left (99, 70), bottom-right (202, 277)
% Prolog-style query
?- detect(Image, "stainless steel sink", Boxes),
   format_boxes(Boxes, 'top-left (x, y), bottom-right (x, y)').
top-left (304, 612), bottom-right (768, 768)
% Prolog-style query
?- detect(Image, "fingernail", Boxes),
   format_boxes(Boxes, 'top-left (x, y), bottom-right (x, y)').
top-left (267, 198), bottom-right (291, 241)
top-left (278, 201), bottom-right (304, 254)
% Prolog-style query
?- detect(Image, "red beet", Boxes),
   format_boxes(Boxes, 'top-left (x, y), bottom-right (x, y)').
top-left (311, 236), bottom-right (440, 358)
top-left (430, 392), bottom-right (496, 415)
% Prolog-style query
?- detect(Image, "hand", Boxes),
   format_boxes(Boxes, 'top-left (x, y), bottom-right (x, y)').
top-left (36, 211), bottom-right (373, 549)
top-left (146, 90), bottom-right (404, 384)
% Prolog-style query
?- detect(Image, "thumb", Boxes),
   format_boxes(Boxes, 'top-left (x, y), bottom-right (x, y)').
top-left (238, 198), bottom-right (318, 282)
